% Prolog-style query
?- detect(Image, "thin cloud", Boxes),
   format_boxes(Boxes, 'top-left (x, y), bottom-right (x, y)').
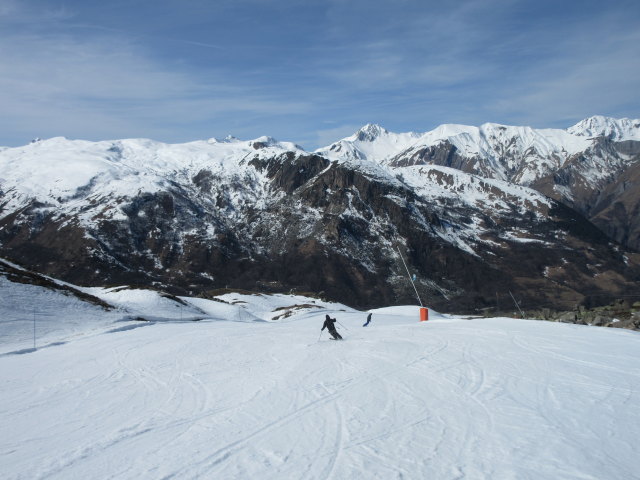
top-left (0, 30), bottom-right (311, 144)
top-left (489, 23), bottom-right (640, 126)
top-left (0, 0), bottom-right (638, 147)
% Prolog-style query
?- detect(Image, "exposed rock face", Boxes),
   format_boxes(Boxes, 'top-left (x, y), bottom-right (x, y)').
top-left (387, 140), bottom-right (480, 174)
top-left (1, 120), bottom-right (639, 313)
top-left (530, 139), bottom-right (640, 251)
top-left (320, 118), bottom-right (640, 252)
top-left (403, 137), bottom-right (640, 252)
top-left (589, 160), bottom-right (640, 251)
top-left (527, 299), bottom-right (640, 331)
top-left (1, 135), bottom-right (639, 313)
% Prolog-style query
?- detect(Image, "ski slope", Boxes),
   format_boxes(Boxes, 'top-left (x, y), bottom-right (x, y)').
top-left (1, 291), bottom-right (639, 479)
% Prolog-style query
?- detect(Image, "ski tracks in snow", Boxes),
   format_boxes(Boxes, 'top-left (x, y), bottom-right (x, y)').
top-left (172, 331), bottom-right (449, 479)
top-left (509, 330), bottom-right (640, 479)
top-left (3, 316), bottom-right (640, 479)
top-left (32, 331), bottom-right (215, 479)
top-left (170, 347), bottom-right (361, 479)
top-left (400, 331), bottom-right (499, 477)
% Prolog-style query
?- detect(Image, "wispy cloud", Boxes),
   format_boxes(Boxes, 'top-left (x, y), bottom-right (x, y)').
top-left (0, 0), bottom-right (73, 23)
top-left (489, 18), bottom-right (640, 126)
top-left (0, 28), bottom-right (310, 143)
top-left (306, 0), bottom-right (640, 134)
top-left (0, 0), bottom-right (638, 148)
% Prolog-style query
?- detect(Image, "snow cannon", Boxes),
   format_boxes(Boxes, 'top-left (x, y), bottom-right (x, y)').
top-left (420, 307), bottom-right (429, 321)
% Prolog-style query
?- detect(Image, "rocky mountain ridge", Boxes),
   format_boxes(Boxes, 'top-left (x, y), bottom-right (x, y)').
top-left (0, 117), bottom-right (639, 312)
top-left (318, 115), bottom-right (640, 251)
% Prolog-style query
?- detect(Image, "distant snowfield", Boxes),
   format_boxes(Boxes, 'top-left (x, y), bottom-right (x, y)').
top-left (1, 288), bottom-right (639, 479)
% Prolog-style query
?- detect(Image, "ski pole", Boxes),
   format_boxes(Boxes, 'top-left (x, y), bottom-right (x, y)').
top-left (336, 321), bottom-right (349, 331)
top-left (318, 330), bottom-right (323, 342)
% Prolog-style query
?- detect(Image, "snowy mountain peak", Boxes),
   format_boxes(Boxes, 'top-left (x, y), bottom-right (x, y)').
top-left (568, 115), bottom-right (640, 141)
top-left (207, 135), bottom-right (241, 144)
top-left (247, 136), bottom-right (305, 153)
top-left (249, 135), bottom-right (277, 148)
top-left (315, 116), bottom-right (640, 186)
top-left (354, 123), bottom-right (389, 142)
top-left (315, 124), bottom-right (421, 163)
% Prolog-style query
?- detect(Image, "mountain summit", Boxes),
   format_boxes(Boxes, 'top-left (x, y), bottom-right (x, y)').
top-left (568, 115), bottom-right (640, 140)
top-left (354, 123), bottom-right (389, 141)
top-left (316, 124), bottom-right (421, 163)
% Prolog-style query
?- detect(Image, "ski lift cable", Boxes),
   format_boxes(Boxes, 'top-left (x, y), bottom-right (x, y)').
top-left (396, 245), bottom-right (423, 307)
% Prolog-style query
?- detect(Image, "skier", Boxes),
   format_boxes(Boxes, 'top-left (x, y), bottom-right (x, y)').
top-left (321, 314), bottom-right (342, 340)
top-left (363, 313), bottom-right (372, 327)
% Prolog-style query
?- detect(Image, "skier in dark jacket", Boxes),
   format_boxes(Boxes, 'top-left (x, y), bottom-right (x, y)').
top-left (363, 313), bottom-right (372, 327)
top-left (322, 314), bottom-right (342, 340)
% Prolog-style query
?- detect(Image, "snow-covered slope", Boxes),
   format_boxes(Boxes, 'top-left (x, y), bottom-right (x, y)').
top-left (0, 135), bottom-right (304, 220)
top-left (0, 259), bottom-right (118, 353)
top-left (568, 115), bottom-right (640, 141)
top-left (0, 129), bottom-right (579, 254)
top-left (390, 164), bottom-right (555, 254)
top-left (2, 117), bottom-right (637, 219)
top-left (316, 117), bottom-right (640, 185)
top-left (1, 280), bottom-right (639, 479)
top-left (315, 123), bottom-right (422, 162)
top-left (316, 116), bottom-right (640, 252)
top-left (410, 122), bottom-right (593, 184)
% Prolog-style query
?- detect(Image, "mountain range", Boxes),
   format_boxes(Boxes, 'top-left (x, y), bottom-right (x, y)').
top-left (1, 116), bottom-right (639, 312)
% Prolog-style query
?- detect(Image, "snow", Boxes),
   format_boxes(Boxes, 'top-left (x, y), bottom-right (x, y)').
top-left (0, 134), bottom-right (304, 219)
top-left (398, 164), bottom-right (551, 211)
top-left (568, 115), bottom-right (640, 141)
top-left (386, 164), bottom-right (554, 254)
top-left (398, 122), bottom-right (595, 185)
top-left (1, 116), bottom-right (638, 262)
top-left (315, 121), bottom-right (597, 170)
top-left (2, 278), bottom-right (639, 479)
top-left (0, 277), bottom-right (120, 353)
top-left (2, 118), bottom-right (640, 477)
top-left (1, 117), bottom-right (637, 221)
top-left (313, 117), bottom-right (640, 189)
top-left (315, 124), bottom-right (422, 163)
top-left (83, 286), bottom-right (209, 322)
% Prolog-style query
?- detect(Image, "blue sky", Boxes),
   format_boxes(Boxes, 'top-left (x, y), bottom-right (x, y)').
top-left (1, 0), bottom-right (639, 149)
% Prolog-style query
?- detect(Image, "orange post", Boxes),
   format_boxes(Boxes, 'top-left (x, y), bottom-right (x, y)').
top-left (420, 307), bottom-right (429, 321)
